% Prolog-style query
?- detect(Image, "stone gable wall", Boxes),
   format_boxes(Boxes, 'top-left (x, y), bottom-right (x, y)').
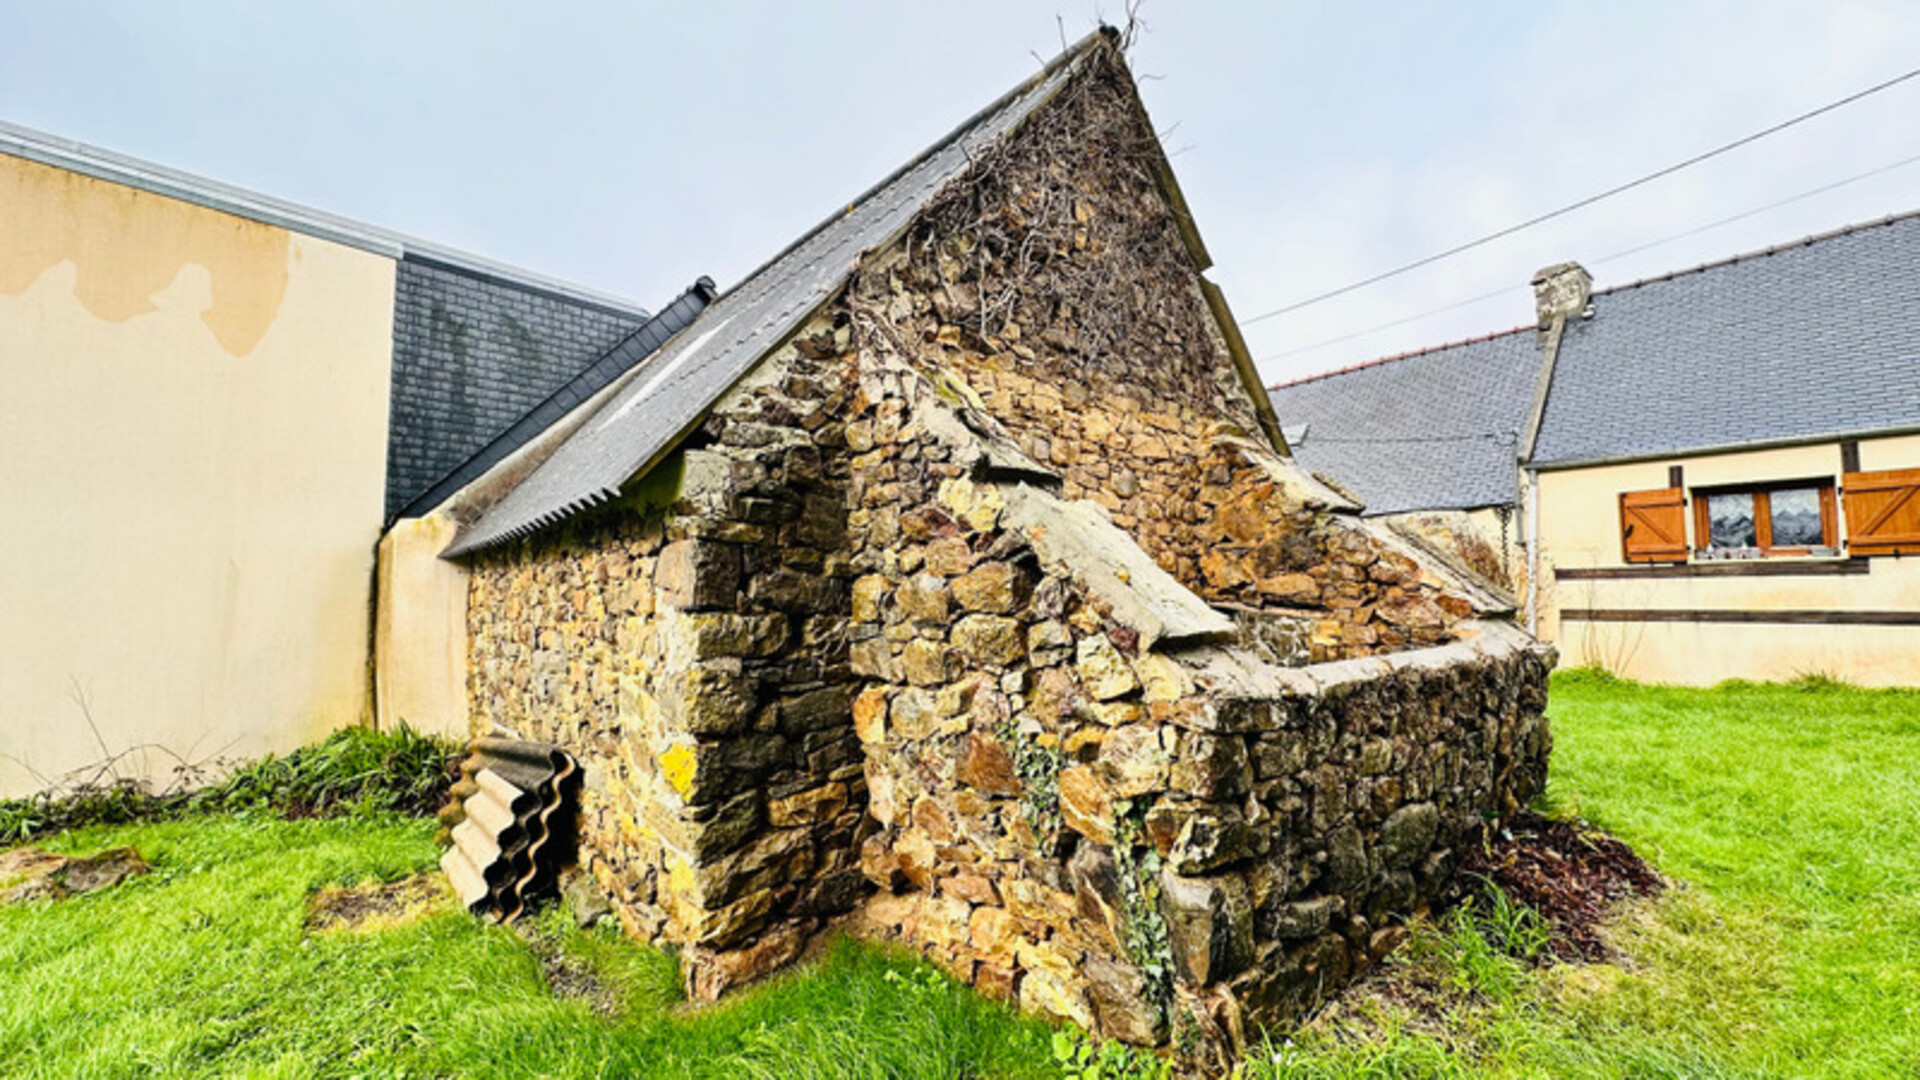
top-left (848, 60), bottom-right (1471, 662)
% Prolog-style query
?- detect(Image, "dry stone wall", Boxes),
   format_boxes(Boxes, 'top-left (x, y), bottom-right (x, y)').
top-left (837, 354), bottom-right (1553, 1054)
top-left (466, 316), bottom-right (870, 996)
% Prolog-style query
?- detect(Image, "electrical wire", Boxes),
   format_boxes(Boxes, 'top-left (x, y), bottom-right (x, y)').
top-left (1240, 63), bottom-right (1920, 327)
top-left (1257, 147), bottom-right (1920, 365)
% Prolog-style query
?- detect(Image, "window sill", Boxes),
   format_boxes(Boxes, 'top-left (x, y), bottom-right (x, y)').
top-left (1557, 557), bottom-right (1869, 581)
top-left (1694, 546), bottom-right (1842, 562)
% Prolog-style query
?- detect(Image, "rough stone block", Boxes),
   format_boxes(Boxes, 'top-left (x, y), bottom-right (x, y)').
top-left (781, 685), bottom-right (852, 732)
top-left (951, 614), bottom-right (1025, 667)
top-left (1377, 802), bottom-right (1439, 871)
top-left (1170, 731), bottom-right (1251, 801)
top-left (1084, 954), bottom-right (1169, 1046)
top-left (660, 666), bottom-right (759, 737)
top-left (656, 539), bottom-right (741, 611)
top-left (955, 732), bottom-right (1022, 796)
top-left (1099, 724), bottom-right (1171, 798)
top-left (1058, 764), bottom-right (1116, 846)
top-left (1076, 635), bottom-right (1140, 701)
top-left (1159, 872), bottom-right (1253, 986)
top-left (767, 781), bottom-right (849, 827)
top-left (952, 561), bottom-right (1030, 614)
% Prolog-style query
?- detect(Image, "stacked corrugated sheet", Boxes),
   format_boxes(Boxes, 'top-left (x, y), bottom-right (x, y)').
top-left (437, 738), bottom-right (581, 922)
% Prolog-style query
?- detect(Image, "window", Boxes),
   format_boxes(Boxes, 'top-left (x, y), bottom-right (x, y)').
top-left (1691, 480), bottom-right (1837, 559)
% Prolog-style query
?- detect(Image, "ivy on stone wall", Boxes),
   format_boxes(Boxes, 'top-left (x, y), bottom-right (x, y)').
top-left (1111, 797), bottom-right (1173, 1026)
top-left (998, 719), bottom-right (1065, 857)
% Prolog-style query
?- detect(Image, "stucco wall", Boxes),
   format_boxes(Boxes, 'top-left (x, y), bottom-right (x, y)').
top-left (1534, 433), bottom-right (1920, 685)
top-left (0, 154), bottom-right (397, 795)
top-left (374, 514), bottom-right (470, 737)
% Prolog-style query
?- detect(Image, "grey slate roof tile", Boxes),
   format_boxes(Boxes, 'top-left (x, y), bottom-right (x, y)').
top-left (1267, 329), bottom-right (1539, 515)
top-left (386, 257), bottom-right (649, 519)
top-left (1531, 211), bottom-right (1920, 467)
top-left (444, 31), bottom-right (1110, 557)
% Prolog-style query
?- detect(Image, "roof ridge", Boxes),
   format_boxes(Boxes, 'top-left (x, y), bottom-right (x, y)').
top-left (1593, 205), bottom-right (1920, 297)
top-left (704, 27), bottom-right (1120, 311)
top-left (443, 29), bottom-right (1117, 558)
top-left (1269, 323), bottom-right (1534, 390)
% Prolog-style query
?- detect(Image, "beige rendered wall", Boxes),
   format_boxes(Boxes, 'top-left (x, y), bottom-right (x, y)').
top-left (373, 514), bottom-right (470, 739)
top-left (1534, 434), bottom-right (1920, 686)
top-left (0, 155), bottom-right (397, 795)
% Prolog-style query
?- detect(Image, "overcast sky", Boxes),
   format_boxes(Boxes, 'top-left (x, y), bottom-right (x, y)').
top-left (5, 2), bottom-right (1919, 385)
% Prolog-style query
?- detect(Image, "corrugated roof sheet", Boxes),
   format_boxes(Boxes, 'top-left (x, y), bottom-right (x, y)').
top-left (438, 738), bottom-right (580, 922)
top-left (443, 31), bottom-right (1111, 557)
top-left (1531, 211), bottom-right (1920, 468)
top-left (1268, 329), bottom-right (1539, 515)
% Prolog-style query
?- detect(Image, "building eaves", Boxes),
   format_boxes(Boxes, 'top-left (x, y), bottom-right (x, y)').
top-left (0, 119), bottom-right (648, 319)
top-left (442, 29), bottom-right (1118, 558)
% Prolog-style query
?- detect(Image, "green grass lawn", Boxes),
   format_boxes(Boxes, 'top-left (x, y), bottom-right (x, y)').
top-left (0, 816), bottom-right (1057, 1079)
top-left (1248, 671), bottom-right (1920, 1079)
top-left (3, 672), bottom-right (1916, 1078)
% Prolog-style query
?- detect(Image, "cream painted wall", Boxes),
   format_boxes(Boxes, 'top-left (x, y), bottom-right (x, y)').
top-left (0, 155), bottom-right (397, 795)
top-left (1533, 434), bottom-right (1920, 685)
top-left (374, 514), bottom-right (471, 739)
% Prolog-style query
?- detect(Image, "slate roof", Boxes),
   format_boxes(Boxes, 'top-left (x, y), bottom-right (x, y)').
top-left (394, 276), bottom-right (718, 521)
top-left (1531, 210), bottom-right (1920, 468)
top-left (1268, 329), bottom-right (1540, 515)
top-left (385, 256), bottom-right (654, 519)
top-left (445, 31), bottom-right (1112, 557)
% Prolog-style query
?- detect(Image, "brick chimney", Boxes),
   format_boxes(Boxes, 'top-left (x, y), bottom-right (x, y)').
top-left (1530, 262), bottom-right (1591, 333)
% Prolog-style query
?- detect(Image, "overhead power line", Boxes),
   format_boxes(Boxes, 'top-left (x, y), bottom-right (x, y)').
top-left (1241, 63), bottom-right (1920, 327)
top-left (1257, 147), bottom-right (1920, 364)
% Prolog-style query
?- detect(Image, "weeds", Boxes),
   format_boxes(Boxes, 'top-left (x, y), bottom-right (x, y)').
top-left (1052, 1029), bottom-right (1171, 1080)
top-left (0, 724), bottom-right (459, 845)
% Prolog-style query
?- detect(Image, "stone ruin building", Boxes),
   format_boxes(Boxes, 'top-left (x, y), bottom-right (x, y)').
top-left (419, 29), bottom-right (1552, 1058)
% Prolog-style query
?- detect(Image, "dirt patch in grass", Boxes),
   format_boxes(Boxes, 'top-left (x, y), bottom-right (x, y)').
top-left (1, 846), bottom-right (150, 903)
top-left (1461, 810), bottom-right (1664, 961)
top-left (513, 919), bottom-right (623, 1018)
top-left (307, 873), bottom-right (448, 933)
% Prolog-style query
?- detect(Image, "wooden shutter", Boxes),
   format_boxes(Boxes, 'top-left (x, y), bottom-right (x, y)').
top-left (1619, 487), bottom-right (1689, 563)
top-left (1844, 467), bottom-right (1920, 555)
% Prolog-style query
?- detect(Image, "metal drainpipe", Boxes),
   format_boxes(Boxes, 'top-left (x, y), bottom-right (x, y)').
top-left (1525, 467), bottom-right (1541, 637)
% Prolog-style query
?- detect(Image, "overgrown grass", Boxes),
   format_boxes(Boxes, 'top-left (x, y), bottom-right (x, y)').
top-left (0, 724), bottom-right (459, 844)
top-left (0, 815), bottom-right (1057, 1079)
top-left (1240, 669), bottom-right (1920, 1078)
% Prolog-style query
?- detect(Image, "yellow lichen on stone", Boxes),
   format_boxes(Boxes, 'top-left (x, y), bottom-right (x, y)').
top-left (659, 742), bottom-right (700, 800)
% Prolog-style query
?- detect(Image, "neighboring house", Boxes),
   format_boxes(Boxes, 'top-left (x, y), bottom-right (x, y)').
top-left (1270, 327), bottom-right (1539, 595)
top-left (1274, 213), bottom-right (1920, 686)
top-left (396, 30), bottom-right (1551, 1049)
top-left (0, 122), bottom-right (713, 795)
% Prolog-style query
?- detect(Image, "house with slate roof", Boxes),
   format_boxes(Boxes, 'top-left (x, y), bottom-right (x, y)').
top-left (1270, 328), bottom-right (1540, 596)
top-left (1274, 213), bottom-right (1920, 686)
top-left (0, 119), bottom-right (712, 796)
top-left (388, 28), bottom-right (1555, 1054)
